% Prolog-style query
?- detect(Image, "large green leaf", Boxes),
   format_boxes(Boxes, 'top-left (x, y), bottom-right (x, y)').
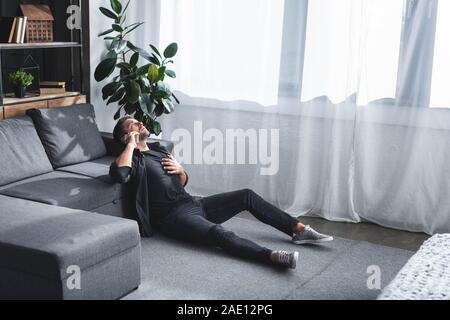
top-left (157, 66), bottom-right (166, 82)
top-left (137, 63), bottom-right (151, 76)
top-left (124, 102), bottom-right (138, 115)
top-left (152, 121), bottom-right (162, 136)
top-left (151, 54), bottom-right (161, 65)
top-left (130, 52), bottom-right (139, 66)
top-left (118, 14), bottom-right (127, 24)
top-left (111, 40), bottom-right (127, 53)
top-left (118, 96), bottom-right (128, 107)
top-left (126, 80), bottom-right (141, 104)
top-left (154, 103), bottom-right (165, 117)
top-left (138, 77), bottom-right (151, 95)
top-left (140, 94), bottom-right (156, 114)
top-left (119, 65), bottom-right (130, 79)
top-left (112, 24), bottom-right (123, 32)
top-left (171, 92), bottom-right (180, 104)
top-left (107, 87), bottom-right (125, 105)
top-left (110, 0), bottom-right (122, 14)
top-left (162, 99), bottom-right (174, 114)
top-left (165, 69), bottom-right (176, 78)
top-left (98, 28), bottom-right (114, 37)
top-left (122, 0), bottom-right (131, 13)
top-left (102, 81), bottom-right (121, 99)
top-left (106, 50), bottom-right (118, 59)
top-left (149, 44), bottom-right (162, 58)
top-left (148, 65), bottom-right (159, 84)
top-left (123, 22), bottom-right (144, 36)
top-left (127, 42), bottom-right (152, 62)
top-left (99, 7), bottom-right (118, 19)
top-left (114, 107), bottom-right (123, 120)
top-left (94, 58), bottom-right (117, 82)
top-left (156, 82), bottom-right (172, 98)
top-left (117, 62), bottom-right (132, 70)
top-left (164, 43), bottom-right (178, 58)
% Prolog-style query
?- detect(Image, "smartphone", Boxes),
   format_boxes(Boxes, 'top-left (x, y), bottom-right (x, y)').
top-left (122, 134), bottom-right (140, 144)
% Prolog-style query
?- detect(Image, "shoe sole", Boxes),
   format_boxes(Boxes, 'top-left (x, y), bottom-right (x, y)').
top-left (292, 237), bottom-right (334, 245)
top-left (291, 251), bottom-right (299, 269)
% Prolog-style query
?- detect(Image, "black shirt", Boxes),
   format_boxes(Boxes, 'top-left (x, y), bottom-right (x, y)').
top-left (141, 146), bottom-right (192, 219)
top-left (109, 142), bottom-right (191, 237)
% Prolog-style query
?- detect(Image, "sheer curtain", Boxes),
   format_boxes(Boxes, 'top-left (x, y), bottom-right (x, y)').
top-left (91, 0), bottom-right (450, 234)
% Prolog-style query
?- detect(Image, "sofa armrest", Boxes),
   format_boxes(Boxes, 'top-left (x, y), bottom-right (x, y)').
top-left (100, 132), bottom-right (175, 157)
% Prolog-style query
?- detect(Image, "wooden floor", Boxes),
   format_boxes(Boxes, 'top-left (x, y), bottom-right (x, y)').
top-left (239, 212), bottom-right (430, 252)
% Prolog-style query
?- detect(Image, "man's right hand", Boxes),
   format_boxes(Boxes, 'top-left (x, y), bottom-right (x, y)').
top-left (124, 132), bottom-right (140, 149)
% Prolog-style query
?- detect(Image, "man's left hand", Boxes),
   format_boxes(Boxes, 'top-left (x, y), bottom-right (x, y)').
top-left (161, 154), bottom-right (184, 175)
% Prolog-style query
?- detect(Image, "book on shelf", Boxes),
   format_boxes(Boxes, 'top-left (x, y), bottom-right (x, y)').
top-left (40, 87), bottom-right (66, 94)
top-left (40, 81), bottom-right (66, 94)
top-left (3, 16), bottom-right (28, 44)
top-left (14, 17), bottom-right (22, 43)
top-left (20, 17), bottom-right (28, 44)
top-left (8, 18), bottom-right (17, 43)
top-left (0, 17), bottom-right (16, 43)
top-left (40, 81), bottom-right (66, 87)
top-left (14, 17), bottom-right (26, 43)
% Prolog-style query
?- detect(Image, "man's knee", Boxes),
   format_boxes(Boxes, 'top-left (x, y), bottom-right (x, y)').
top-left (208, 225), bottom-right (237, 246)
top-left (241, 188), bottom-right (255, 196)
top-left (240, 188), bottom-right (257, 207)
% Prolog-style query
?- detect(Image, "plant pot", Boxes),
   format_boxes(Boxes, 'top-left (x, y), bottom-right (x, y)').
top-left (14, 86), bottom-right (27, 99)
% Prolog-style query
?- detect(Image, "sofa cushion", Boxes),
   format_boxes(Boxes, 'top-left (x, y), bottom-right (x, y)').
top-left (26, 104), bottom-right (107, 169)
top-left (56, 156), bottom-right (116, 183)
top-left (0, 171), bottom-right (128, 212)
top-left (0, 117), bottom-right (53, 186)
top-left (0, 195), bottom-right (140, 281)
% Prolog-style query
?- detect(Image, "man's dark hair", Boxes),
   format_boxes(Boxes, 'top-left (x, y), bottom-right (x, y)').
top-left (113, 116), bottom-right (133, 144)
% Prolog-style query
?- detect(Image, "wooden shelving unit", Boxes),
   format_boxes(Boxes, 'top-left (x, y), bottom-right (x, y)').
top-left (0, 0), bottom-right (90, 118)
top-left (2, 93), bottom-right (86, 119)
top-left (3, 91), bottom-right (81, 105)
top-left (0, 42), bottom-right (82, 50)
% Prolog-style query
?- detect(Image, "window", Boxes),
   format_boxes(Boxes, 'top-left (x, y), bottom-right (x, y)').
top-left (160, 0), bottom-right (286, 106)
top-left (301, 0), bottom-right (404, 105)
top-left (430, 0), bottom-right (450, 108)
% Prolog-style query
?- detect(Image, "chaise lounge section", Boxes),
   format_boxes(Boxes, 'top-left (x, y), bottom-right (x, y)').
top-left (0, 195), bottom-right (140, 300)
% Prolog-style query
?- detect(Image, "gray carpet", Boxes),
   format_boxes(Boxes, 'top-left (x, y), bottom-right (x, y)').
top-left (123, 217), bottom-right (414, 300)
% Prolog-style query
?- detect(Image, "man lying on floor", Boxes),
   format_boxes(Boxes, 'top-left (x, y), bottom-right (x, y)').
top-left (109, 116), bottom-right (334, 270)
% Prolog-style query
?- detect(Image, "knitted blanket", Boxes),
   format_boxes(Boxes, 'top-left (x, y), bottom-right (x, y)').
top-left (379, 234), bottom-right (450, 300)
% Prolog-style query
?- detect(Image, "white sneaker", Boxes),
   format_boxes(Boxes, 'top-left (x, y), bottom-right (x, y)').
top-left (292, 225), bottom-right (334, 245)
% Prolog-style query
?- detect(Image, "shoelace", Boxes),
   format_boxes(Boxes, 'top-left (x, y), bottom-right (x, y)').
top-left (277, 251), bottom-right (291, 265)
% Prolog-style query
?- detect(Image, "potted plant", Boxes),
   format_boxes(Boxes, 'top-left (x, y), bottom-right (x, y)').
top-left (9, 70), bottom-right (34, 99)
top-left (94, 0), bottom-right (179, 136)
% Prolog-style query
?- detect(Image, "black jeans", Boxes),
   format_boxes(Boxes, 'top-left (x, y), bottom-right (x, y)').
top-left (153, 189), bottom-right (300, 264)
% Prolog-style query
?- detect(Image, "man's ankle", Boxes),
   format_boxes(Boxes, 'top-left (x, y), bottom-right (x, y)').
top-left (293, 223), bottom-right (305, 235)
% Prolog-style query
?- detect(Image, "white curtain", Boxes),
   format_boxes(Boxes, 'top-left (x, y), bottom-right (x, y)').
top-left (91, 0), bottom-right (450, 235)
top-left (155, 0), bottom-right (450, 235)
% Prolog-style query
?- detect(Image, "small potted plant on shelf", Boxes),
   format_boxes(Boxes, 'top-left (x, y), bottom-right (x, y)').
top-left (9, 70), bottom-right (34, 99)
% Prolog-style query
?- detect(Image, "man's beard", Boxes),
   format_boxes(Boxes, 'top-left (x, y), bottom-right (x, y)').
top-left (139, 130), bottom-right (150, 141)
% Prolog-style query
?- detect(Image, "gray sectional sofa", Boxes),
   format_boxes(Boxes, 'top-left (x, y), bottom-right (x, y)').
top-left (0, 104), bottom-right (173, 300)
